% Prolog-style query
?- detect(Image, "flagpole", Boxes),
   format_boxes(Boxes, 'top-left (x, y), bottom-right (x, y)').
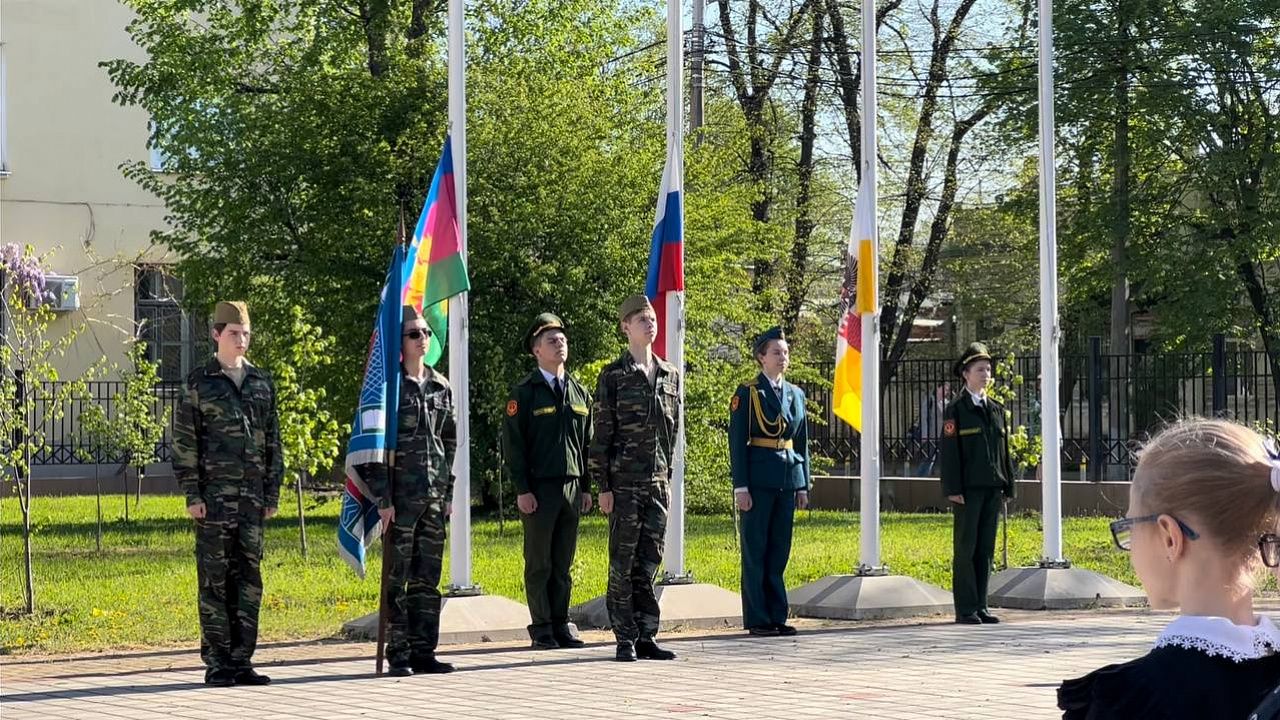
top-left (446, 0), bottom-right (476, 592)
top-left (1037, 0), bottom-right (1065, 566)
top-left (662, 0), bottom-right (689, 581)
top-left (857, 0), bottom-right (883, 574)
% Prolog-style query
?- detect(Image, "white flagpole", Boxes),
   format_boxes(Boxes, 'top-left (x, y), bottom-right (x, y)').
top-left (662, 0), bottom-right (688, 580)
top-left (1037, 0), bottom-right (1064, 565)
top-left (858, 0), bottom-right (883, 573)
top-left (447, 0), bottom-right (475, 591)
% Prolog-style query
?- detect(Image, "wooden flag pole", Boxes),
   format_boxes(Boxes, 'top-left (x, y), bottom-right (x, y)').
top-left (376, 207), bottom-right (411, 676)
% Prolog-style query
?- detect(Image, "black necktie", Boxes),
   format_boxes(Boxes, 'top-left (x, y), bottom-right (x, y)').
top-left (554, 378), bottom-right (564, 402)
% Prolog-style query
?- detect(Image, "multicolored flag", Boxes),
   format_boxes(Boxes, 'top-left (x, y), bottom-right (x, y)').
top-left (834, 174), bottom-right (876, 431)
top-left (403, 136), bottom-right (471, 368)
top-left (337, 136), bottom-right (471, 577)
top-left (645, 139), bottom-right (684, 360)
top-left (337, 244), bottom-right (406, 577)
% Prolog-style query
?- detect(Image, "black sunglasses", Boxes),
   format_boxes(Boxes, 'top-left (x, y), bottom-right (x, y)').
top-left (1109, 513), bottom-right (1201, 551)
top-left (1260, 533), bottom-right (1280, 568)
top-left (403, 329), bottom-right (432, 340)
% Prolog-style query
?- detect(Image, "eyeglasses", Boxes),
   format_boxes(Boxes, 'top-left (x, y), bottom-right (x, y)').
top-left (1260, 533), bottom-right (1280, 568)
top-left (1109, 514), bottom-right (1201, 551)
top-left (403, 329), bottom-right (432, 340)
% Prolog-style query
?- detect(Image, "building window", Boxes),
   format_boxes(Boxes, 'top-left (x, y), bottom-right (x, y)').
top-left (134, 266), bottom-right (206, 382)
top-left (148, 120), bottom-right (171, 172)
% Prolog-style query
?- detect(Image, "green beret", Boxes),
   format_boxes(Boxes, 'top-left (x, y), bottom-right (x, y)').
top-left (525, 312), bottom-right (565, 352)
top-left (402, 305), bottom-right (424, 324)
top-left (954, 342), bottom-right (992, 378)
top-left (619, 294), bottom-right (655, 322)
top-left (214, 301), bottom-right (249, 326)
top-left (753, 326), bottom-right (786, 354)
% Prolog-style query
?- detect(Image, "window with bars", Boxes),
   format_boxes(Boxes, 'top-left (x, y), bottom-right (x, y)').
top-left (134, 266), bottom-right (206, 382)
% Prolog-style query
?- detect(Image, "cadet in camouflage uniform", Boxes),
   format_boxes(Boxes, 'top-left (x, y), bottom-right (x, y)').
top-left (939, 342), bottom-right (1016, 626)
top-left (357, 306), bottom-right (457, 677)
top-left (589, 294), bottom-right (681, 663)
top-left (174, 301), bottom-right (283, 687)
top-left (503, 313), bottom-right (594, 650)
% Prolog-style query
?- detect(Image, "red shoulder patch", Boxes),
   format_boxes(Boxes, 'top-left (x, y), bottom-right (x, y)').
top-left (730, 395), bottom-right (740, 412)
top-left (943, 419), bottom-right (957, 437)
top-left (506, 400), bottom-right (519, 417)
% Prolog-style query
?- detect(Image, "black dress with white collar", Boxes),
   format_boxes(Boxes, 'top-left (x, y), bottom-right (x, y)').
top-left (1059, 615), bottom-right (1280, 719)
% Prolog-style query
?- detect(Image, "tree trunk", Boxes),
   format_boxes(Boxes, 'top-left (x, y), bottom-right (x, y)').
top-left (782, 8), bottom-right (825, 335)
top-left (1106, 0), bottom-right (1133, 480)
top-left (883, 103), bottom-right (994, 382)
top-left (716, 0), bottom-right (817, 306)
top-left (879, 0), bottom-right (981, 363)
top-left (21, 446), bottom-right (34, 614)
top-left (134, 464), bottom-right (144, 508)
top-left (95, 462), bottom-right (103, 553)
top-left (297, 471), bottom-right (309, 560)
top-left (121, 464), bottom-right (129, 523)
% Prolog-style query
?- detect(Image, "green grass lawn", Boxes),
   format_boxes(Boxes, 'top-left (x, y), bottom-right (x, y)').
top-left (0, 493), bottom-right (1142, 655)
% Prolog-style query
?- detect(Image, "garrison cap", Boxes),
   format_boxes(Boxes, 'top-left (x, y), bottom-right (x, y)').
top-left (213, 301), bottom-right (249, 326)
top-left (619, 294), bottom-right (655, 322)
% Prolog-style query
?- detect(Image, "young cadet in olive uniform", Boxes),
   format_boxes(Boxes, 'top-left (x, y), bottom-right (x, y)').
top-left (939, 342), bottom-right (1016, 625)
top-left (728, 327), bottom-right (811, 637)
top-left (174, 301), bottom-right (283, 687)
top-left (502, 312), bottom-right (594, 650)
top-left (356, 306), bottom-right (457, 677)
top-left (589, 294), bottom-right (681, 663)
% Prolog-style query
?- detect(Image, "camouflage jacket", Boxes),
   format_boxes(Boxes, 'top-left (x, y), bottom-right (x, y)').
top-left (588, 350), bottom-right (681, 492)
top-left (358, 366), bottom-right (457, 518)
top-left (174, 357), bottom-right (285, 509)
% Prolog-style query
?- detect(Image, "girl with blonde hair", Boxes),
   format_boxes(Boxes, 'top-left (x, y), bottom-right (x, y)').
top-left (1059, 418), bottom-right (1280, 719)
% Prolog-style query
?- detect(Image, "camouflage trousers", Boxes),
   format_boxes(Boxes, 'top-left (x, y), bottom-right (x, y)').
top-left (384, 499), bottom-right (447, 665)
top-left (606, 480), bottom-right (669, 643)
top-left (195, 496), bottom-right (265, 673)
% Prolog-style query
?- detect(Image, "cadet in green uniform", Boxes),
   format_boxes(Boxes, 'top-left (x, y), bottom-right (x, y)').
top-left (503, 312), bottom-right (594, 650)
top-left (356, 306), bottom-right (457, 677)
top-left (174, 301), bottom-right (283, 687)
top-left (590, 294), bottom-right (681, 663)
top-left (939, 342), bottom-right (1016, 625)
top-left (728, 327), bottom-right (811, 636)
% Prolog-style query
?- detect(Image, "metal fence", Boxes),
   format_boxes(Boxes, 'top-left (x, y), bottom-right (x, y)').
top-left (795, 335), bottom-right (1280, 479)
top-left (21, 378), bottom-right (182, 466)
top-left (14, 334), bottom-right (1280, 480)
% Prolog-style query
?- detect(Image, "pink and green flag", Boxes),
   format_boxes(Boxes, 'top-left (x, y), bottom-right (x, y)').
top-left (402, 135), bottom-right (471, 367)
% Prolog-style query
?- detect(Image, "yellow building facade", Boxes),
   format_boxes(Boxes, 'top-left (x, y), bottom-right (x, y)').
top-left (2, 0), bottom-right (203, 383)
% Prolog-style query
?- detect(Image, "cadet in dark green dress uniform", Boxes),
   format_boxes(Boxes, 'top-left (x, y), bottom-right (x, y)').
top-left (939, 342), bottom-right (1015, 625)
top-left (590, 294), bottom-right (681, 663)
top-left (502, 313), bottom-right (594, 650)
top-left (728, 326), bottom-right (810, 637)
top-left (357, 306), bottom-right (457, 677)
top-left (174, 301), bottom-right (283, 687)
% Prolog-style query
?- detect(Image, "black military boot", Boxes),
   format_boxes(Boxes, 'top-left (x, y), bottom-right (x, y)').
top-left (204, 668), bottom-right (236, 687)
top-left (615, 641), bottom-right (638, 662)
top-left (232, 667), bottom-right (272, 685)
top-left (553, 624), bottom-right (585, 649)
top-left (635, 638), bottom-right (676, 660)
top-left (411, 654), bottom-right (455, 674)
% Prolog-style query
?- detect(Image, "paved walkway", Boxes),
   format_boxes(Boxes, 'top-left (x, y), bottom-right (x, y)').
top-left (0, 610), bottom-right (1186, 719)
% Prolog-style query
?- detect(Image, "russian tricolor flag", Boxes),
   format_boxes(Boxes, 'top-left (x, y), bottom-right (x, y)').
top-left (645, 140), bottom-right (684, 360)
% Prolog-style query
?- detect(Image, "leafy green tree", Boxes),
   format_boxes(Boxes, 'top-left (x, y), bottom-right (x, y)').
top-left (0, 244), bottom-right (100, 613)
top-left (80, 340), bottom-right (169, 527)
top-left (252, 304), bottom-right (342, 558)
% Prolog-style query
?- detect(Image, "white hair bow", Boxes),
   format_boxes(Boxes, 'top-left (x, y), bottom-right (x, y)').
top-left (1262, 437), bottom-right (1280, 493)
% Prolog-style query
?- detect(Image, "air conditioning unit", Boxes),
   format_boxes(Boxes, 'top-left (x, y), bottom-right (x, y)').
top-left (26, 275), bottom-right (80, 312)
